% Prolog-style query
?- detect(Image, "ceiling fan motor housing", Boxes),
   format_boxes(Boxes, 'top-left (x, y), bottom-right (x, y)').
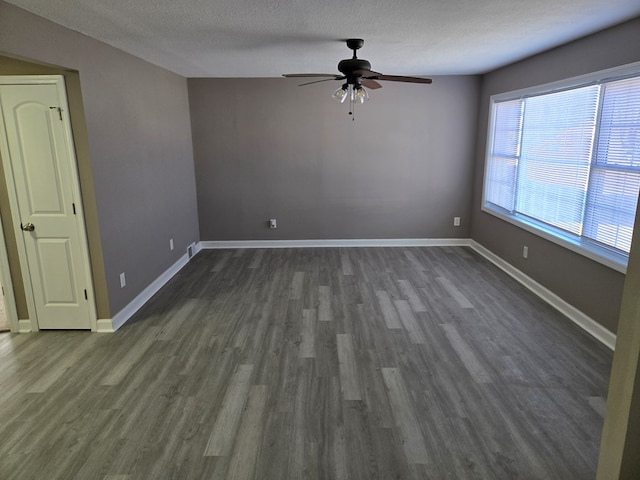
top-left (338, 58), bottom-right (372, 83)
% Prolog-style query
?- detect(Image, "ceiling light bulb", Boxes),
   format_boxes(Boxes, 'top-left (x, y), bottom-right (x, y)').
top-left (355, 86), bottom-right (369, 104)
top-left (332, 84), bottom-right (349, 103)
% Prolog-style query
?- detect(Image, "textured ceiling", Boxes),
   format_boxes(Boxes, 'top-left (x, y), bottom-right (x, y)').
top-left (5, 0), bottom-right (640, 77)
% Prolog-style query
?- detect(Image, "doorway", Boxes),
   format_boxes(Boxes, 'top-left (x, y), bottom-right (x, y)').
top-left (0, 75), bottom-right (97, 330)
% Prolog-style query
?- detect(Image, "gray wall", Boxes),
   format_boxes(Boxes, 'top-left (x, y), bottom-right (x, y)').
top-left (0, 1), bottom-right (199, 316)
top-left (189, 76), bottom-right (480, 240)
top-left (471, 17), bottom-right (640, 333)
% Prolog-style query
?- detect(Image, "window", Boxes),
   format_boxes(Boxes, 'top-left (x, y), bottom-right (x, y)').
top-left (483, 64), bottom-right (640, 272)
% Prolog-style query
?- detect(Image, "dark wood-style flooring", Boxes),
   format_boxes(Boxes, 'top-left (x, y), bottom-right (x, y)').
top-left (0, 247), bottom-right (613, 479)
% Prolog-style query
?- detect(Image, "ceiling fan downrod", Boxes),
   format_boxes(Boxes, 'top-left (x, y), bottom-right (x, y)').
top-left (346, 38), bottom-right (364, 57)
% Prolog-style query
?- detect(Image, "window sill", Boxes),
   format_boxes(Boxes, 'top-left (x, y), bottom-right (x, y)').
top-left (482, 204), bottom-right (628, 274)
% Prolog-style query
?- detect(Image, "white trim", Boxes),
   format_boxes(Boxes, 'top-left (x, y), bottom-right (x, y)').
top-left (95, 319), bottom-right (115, 333)
top-left (18, 318), bottom-right (32, 333)
top-left (469, 240), bottom-right (616, 350)
top-left (0, 75), bottom-right (67, 86)
top-left (481, 206), bottom-right (628, 274)
top-left (199, 238), bottom-right (472, 249)
top-left (186, 241), bottom-right (201, 259)
top-left (107, 253), bottom-right (190, 332)
top-left (0, 213), bottom-right (19, 332)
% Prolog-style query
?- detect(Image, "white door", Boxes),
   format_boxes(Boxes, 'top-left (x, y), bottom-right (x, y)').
top-left (0, 77), bottom-right (94, 330)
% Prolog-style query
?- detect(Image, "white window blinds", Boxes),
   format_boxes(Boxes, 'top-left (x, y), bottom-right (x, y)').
top-left (584, 76), bottom-right (640, 253)
top-left (485, 99), bottom-right (522, 211)
top-left (484, 69), bottom-right (640, 264)
top-left (516, 86), bottom-right (599, 236)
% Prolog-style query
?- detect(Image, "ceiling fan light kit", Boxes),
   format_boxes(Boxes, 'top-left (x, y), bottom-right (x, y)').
top-left (283, 38), bottom-right (432, 119)
top-left (332, 83), bottom-right (369, 104)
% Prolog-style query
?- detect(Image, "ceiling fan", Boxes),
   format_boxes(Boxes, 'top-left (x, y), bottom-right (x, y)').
top-left (283, 38), bottom-right (432, 117)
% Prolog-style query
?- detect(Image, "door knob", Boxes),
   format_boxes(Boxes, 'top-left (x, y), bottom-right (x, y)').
top-left (20, 222), bottom-right (35, 232)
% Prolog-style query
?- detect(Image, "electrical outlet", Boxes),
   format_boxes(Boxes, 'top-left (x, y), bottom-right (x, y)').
top-left (523, 246), bottom-right (529, 259)
top-left (119, 272), bottom-right (126, 288)
top-left (169, 238), bottom-right (174, 251)
top-left (269, 218), bottom-right (277, 229)
top-left (453, 216), bottom-right (461, 227)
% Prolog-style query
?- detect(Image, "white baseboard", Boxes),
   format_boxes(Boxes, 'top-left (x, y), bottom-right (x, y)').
top-left (96, 319), bottom-right (115, 333)
top-left (199, 238), bottom-right (472, 249)
top-left (469, 240), bottom-right (616, 350)
top-left (105, 253), bottom-right (191, 332)
top-left (18, 318), bottom-right (32, 333)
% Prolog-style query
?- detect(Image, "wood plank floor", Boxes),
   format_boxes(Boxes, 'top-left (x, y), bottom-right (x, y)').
top-left (0, 247), bottom-right (613, 479)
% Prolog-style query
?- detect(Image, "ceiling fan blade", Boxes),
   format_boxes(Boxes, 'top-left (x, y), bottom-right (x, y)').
top-left (361, 79), bottom-right (382, 90)
top-left (297, 77), bottom-right (345, 86)
top-left (373, 74), bottom-right (432, 84)
top-left (355, 69), bottom-right (432, 84)
top-left (355, 69), bottom-right (382, 76)
top-left (283, 74), bottom-right (339, 78)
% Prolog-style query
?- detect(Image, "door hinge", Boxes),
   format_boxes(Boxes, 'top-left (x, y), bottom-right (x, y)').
top-left (49, 106), bottom-right (63, 121)
top-left (84, 289), bottom-right (88, 300)
top-left (72, 203), bottom-right (76, 215)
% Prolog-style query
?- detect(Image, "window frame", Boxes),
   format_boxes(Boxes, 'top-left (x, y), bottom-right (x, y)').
top-left (482, 61), bottom-right (640, 274)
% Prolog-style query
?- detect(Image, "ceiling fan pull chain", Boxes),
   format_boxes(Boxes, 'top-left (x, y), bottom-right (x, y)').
top-left (350, 94), bottom-right (356, 121)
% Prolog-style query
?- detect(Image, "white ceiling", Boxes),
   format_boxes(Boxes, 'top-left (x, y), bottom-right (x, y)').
top-left (6, 0), bottom-right (640, 77)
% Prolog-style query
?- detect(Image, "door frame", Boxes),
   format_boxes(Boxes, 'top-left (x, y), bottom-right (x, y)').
top-left (0, 212), bottom-right (18, 332)
top-left (0, 75), bottom-right (98, 331)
